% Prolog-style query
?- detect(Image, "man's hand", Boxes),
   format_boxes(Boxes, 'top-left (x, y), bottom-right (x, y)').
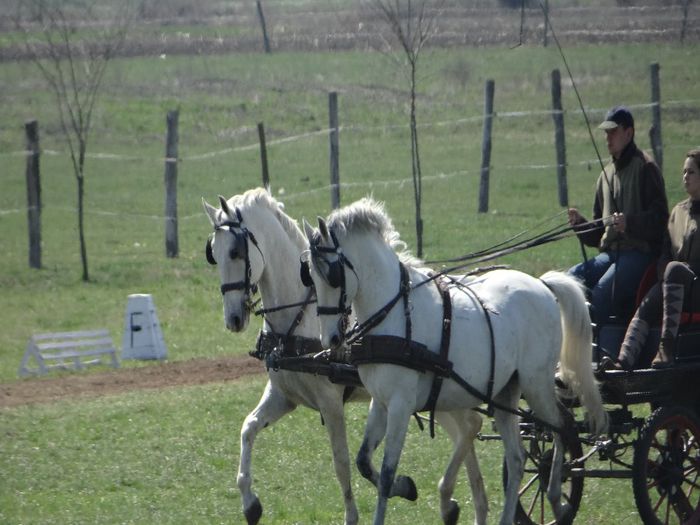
top-left (568, 208), bottom-right (585, 226)
top-left (611, 212), bottom-right (626, 233)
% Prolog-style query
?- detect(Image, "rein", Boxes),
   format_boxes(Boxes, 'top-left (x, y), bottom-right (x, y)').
top-left (269, 287), bottom-right (316, 342)
top-left (255, 296), bottom-right (317, 316)
top-left (423, 217), bottom-right (605, 269)
top-left (426, 211), bottom-right (569, 265)
top-left (410, 217), bottom-right (608, 297)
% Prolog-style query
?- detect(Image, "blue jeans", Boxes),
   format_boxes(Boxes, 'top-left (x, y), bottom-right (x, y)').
top-left (569, 250), bottom-right (653, 323)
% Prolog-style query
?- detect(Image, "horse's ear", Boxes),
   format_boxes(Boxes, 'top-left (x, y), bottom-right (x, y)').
top-left (317, 217), bottom-right (329, 239)
top-left (218, 195), bottom-right (234, 219)
top-left (202, 198), bottom-right (218, 226)
top-left (302, 218), bottom-right (315, 242)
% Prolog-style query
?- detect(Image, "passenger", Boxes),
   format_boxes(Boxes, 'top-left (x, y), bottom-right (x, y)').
top-left (601, 149), bottom-right (700, 370)
top-left (568, 106), bottom-right (669, 324)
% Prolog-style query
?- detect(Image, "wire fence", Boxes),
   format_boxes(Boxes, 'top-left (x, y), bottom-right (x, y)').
top-left (3, 98), bottom-right (700, 162)
top-left (3, 96), bottom-right (700, 222)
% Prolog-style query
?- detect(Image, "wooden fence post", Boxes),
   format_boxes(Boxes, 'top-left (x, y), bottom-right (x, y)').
top-left (478, 80), bottom-right (495, 213)
top-left (25, 119), bottom-right (41, 269)
top-left (256, 1), bottom-right (271, 54)
top-left (551, 69), bottom-right (568, 207)
top-left (258, 122), bottom-right (270, 191)
top-left (649, 63), bottom-right (663, 172)
top-left (329, 91), bottom-right (340, 210)
top-left (164, 110), bottom-right (179, 258)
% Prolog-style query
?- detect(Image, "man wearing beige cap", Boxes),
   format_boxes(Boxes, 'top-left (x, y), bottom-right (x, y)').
top-left (567, 105), bottom-right (669, 325)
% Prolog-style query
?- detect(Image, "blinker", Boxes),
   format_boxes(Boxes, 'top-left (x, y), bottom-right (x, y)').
top-left (300, 259), bottom-right (313, 287)
top-left (206, 223), bottom-right (250, 266)
top-left (229, 231), bottom-right (249, 260)
top-left (205, 235), bottom-right (216, 265)
top-left (300, 232), bottom-right (347, 289)
top-left (300, 255), bottom-right (343, 289)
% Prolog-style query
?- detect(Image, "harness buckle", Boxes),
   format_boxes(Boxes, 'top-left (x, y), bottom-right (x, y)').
top-left (265, 343), bottom-right (283, 371)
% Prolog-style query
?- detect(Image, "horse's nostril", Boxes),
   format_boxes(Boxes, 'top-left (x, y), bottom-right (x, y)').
top-left (330, 334), bottom-right (341, 348)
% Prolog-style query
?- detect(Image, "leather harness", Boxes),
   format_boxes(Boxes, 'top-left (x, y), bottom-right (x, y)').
top-left (348, 264), bottom-right (498, 437)
top-left (251, 331), bottom-right (361, 400)
top-left (253, 228), bottom-right (561, 435)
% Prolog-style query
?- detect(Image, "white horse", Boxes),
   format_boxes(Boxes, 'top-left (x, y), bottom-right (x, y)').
top-left (203, 188), bottom-right (487, 525)
top-left (301, 197), bottom-right (608, 525)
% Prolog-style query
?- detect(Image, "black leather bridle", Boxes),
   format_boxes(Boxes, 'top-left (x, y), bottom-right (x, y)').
top-left (299, 229), bottom-right (356, 340)
top-left (205, 207), bottom-right (264, 304)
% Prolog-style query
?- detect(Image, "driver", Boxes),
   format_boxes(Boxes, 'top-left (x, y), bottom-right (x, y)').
top-left (567, 106), bottom-right (669, 324)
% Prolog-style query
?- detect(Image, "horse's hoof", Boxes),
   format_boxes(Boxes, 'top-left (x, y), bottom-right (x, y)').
top-left (557, 502), bottom-right (574, 525)
top-left (244, 497), bottom-right (263, 525)
top-left (443, 499), bottom-right (460, 525)
top-left (402, 475), bottom-right (418, 501)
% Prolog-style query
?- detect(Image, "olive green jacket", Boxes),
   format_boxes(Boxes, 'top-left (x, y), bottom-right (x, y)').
top-left (574, 141), bottom-right (669, 255)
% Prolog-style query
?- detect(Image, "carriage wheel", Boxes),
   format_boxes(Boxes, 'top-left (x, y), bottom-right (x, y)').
top-left (503, 408), bottom-right (583, 525)
top-left (633, 405), bottom-right (700, 525)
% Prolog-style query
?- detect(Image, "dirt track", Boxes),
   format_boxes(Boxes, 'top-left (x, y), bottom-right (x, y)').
top-left (0, 355), bottom-right (264, 408)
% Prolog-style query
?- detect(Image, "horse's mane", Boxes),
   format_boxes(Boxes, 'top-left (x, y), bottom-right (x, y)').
top-left (326, 197), bottom-right (422, 267)
top-left (229, 188), bottom-right (306, 248)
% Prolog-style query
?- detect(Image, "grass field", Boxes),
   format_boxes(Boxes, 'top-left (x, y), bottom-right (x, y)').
top-left (2, 2), bottom-right (700, 523)
top-left (2, 42), bottom-right (699, 381)
top-left (2, 377), bottom-right (652, 525)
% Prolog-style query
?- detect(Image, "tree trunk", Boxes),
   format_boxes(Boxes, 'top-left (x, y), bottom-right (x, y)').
top-left (77, 145), bottom-right (89, 282)
top-left (410, 60), bottom-right (423, 258)
top-left (680, 0), bottom-right (691, 43)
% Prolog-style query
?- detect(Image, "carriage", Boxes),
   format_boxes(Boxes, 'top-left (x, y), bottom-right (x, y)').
top-left (505, 319), bottom-right (700, 525)
top-left (204, 189), bottom-right (700, 525)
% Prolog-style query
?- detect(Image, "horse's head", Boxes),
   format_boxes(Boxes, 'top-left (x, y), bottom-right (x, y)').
top-left (301, 217), bottom-right (357, 350)
top-left (203, 195), bottom-right (265, 332)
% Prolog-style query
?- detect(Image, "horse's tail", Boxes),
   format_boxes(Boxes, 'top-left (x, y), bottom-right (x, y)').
top-left (540, 271), bottom-right (608, 435)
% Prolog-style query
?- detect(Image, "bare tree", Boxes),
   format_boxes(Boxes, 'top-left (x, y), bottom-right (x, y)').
top-left (14, 0), bottom-right (132, 281)
top-left (680, 0), bottom-right (693, 43)
top-left (369, 0), bottom-right (441, 258)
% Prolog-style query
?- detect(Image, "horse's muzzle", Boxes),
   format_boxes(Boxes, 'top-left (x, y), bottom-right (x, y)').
top-left (226, 310), bottom-right (249, 332)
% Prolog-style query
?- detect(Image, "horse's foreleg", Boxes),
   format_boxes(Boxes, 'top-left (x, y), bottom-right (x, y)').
top-left (237, 381), bottom-right (295, 525)
top-left (373, 399), bottom-right (413, 525)
top-left (493, 387), bottom-right (524, 525)
top-left (435, 410), bottom-right (488, 525)
top-left (356, 400), bottom-right (417, 502)
top-left (356, 398), bottom-right (386, 486)
top-left (319, 401), bottom-right (359, 525)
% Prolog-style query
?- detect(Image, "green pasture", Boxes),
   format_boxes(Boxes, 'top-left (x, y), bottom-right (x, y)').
top-left (1, 31), bottom-right (700, 523)
top-left (1, 378), bottom-right (647, 524)
top-left (1, 42), bottom-right (699, 381)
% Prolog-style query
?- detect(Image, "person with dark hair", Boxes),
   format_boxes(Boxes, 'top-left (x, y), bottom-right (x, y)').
top-left (568, 106), bottom-right (669, 324)
top-left (601, 149), bottom-right (700, 370)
